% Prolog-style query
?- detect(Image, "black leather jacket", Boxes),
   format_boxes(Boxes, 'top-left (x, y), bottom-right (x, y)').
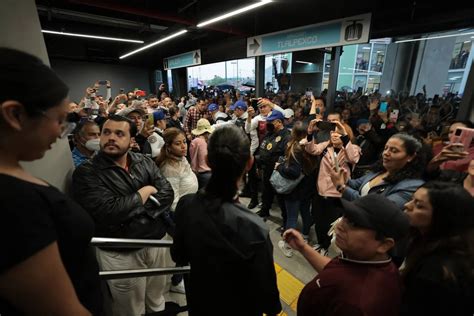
top-left (72, 151), bottom-right (174, 239)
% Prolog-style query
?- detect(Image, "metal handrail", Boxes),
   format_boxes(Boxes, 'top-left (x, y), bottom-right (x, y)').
top-left (91, 237), bottom-right (173, 248)
top-left (99, 266), bottom-right (191, 280)
top-left (91, 237), bottom-right (191, 315)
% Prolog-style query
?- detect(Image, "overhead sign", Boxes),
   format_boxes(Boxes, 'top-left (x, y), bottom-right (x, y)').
top-left (164, 49), bottom-right (201, 70)
top-left (247, 13), bottom-right (371, 57)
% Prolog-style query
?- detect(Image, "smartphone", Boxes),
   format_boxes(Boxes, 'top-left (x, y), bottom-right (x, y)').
top-left (146, 114), bottom-right (154, 127)
top-left (251, 98), bottom-right (259, 111)
top-left (98, 80), bottom-right (108, 85)
top-left (333, 151), bottom-right (340, 172)
top-left (389, 109), bottom-right (399, 122)
top-left (379, 101), bottom-right (388, 113)
top-left (317, 121), bottom-right (336, 131)
top-left (315, 107), bottom-right (320, 115)
top-left (450, 127), bottom-right (474, 152)
top-left (149, 195), bottom-right (161, 207)
top-left (120, 88), bottom-right (125, 94)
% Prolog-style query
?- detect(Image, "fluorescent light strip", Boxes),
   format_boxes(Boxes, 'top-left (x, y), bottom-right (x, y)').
top-left (395, 31), bottom-right (474, 43)
top-left (42, 30), bottom-right (144, 43)
top-left (296, 60), bottom-right (313, 65)
top-left (119, 30), bottom-right (188, 59)
top-left (197, 0), bottom-right (272, 28)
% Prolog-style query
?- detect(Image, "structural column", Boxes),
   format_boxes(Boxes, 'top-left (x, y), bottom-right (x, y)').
top-left (0, 0), bottom-right (74, 192)
top-left (457, 62), bottom-right (474, 121)
top-left (255, 55), bottom-right (265, 97)
top-left (326, 46), bottom-right (341, 114)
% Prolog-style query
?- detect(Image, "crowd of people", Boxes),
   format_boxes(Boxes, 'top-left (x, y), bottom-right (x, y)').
top-left (1, 47), bottom-right (474, 316)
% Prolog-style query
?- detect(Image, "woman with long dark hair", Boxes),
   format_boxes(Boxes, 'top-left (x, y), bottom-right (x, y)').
top-left (402, 182), bottom-right (474, 315)
top-left (331, 133), bottom-right (426, 209)
top-left (156, 127), bottom-right (198, 212)
top-left (275, 121), bottom-right (317, 257)
top-left (156, 127), bottom-right (198, 294)
top-left (171, 125), bottom-right (281, 316)
top-left (0, 48), bottom-right (101, 315)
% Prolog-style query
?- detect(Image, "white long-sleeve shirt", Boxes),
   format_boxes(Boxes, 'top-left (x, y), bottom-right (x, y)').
top-left (245, 105), bottom-right (285, 155)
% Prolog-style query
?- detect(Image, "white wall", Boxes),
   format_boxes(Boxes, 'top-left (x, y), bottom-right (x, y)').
top-left (0, 0), bottom-right (49, 65)
top-left (1, 0), bottom-right (74, 193)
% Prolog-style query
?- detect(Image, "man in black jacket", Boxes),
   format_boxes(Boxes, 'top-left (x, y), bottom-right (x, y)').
top-left (73, 115), bottom-right (174, 316)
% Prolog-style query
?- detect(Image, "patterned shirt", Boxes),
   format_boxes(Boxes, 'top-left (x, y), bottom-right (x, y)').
top-left (72, 147), bottom-right (89, 167)
top-left (183, 107), bottom-right (209, 134)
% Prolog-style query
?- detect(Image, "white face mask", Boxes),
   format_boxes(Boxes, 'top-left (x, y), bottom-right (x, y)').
top-left (85, 138), bottom-right (101, 152)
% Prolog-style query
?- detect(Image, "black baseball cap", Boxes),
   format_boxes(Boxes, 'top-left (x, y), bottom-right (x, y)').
top-left (341, 195), bottom-right (410, 241)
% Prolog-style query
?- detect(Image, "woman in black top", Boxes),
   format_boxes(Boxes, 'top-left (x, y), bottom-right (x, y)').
top-left (0, 48), bottom-right (101, 315)
top-left (171, 125), bottom-right (282, 316)
top-left (402, 182), bottom-right (474, 315)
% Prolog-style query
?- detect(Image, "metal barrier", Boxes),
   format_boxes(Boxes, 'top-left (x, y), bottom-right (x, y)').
top-left (90, 237), bottom-right (190, 316)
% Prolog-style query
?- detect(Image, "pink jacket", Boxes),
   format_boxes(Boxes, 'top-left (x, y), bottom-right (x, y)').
top-left (190, 137), bottom-right (211, 173)
top-left (304, 139), bottom-right (361, 197)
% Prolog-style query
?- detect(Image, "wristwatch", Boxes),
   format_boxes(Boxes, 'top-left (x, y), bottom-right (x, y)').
top-left (336, 184), bottom-right (346, 193)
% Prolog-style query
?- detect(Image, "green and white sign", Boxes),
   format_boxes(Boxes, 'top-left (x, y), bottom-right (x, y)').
top-left (247, 13), bottom-right (371, 57)
top-left (164, 49), bottom-right (201, 70)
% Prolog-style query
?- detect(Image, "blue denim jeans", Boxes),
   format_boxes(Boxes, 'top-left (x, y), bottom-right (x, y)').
top-left (284, 197), bottom-right (312, 235)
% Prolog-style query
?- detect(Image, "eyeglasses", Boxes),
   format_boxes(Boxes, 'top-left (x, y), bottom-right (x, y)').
top-left (39, 111), bottom-right (77, 139)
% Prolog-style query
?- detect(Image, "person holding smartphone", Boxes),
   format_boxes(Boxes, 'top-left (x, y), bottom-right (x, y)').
top-left (428, 120), bottom-right (473, 173)
top-left (301, 118), bottom-right (361, 254)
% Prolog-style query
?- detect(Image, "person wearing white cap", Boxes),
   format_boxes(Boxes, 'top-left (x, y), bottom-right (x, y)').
top-left (244, 98), bottom-right (285, 209)
top-left (283, 108), bottom-right (295, 130)
top-left (190, 118), bottom-right (214, 189)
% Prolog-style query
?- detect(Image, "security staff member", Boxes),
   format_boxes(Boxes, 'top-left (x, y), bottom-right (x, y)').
top-left (256, 111), bottom-right (290, 224)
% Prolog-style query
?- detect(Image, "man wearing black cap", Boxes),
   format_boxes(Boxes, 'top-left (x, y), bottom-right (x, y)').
top-left (283, 194), bottom-right (410, 316)
top-left (257, 110), bottom-right (290, 223)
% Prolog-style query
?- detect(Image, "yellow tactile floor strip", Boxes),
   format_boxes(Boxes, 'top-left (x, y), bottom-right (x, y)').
top-left (274, 263), bottom-right (305, 312)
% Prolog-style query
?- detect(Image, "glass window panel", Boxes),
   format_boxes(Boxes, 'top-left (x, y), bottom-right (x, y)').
top-left (355, 44), bottom-right (371, 73)
top-left (370, 44), bottom-right (386, 74)
top-left (353, 75), bottom-right (367, 91)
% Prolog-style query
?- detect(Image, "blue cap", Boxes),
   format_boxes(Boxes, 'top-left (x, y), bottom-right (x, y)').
top-left (266, 110), bottom-right (285, 122)
top-left (356, 118), bottom-right (369, 127)
top-left (208, 103), bottom-right (219, 112)
top-left (230, 100), bottom-right (247, 111)
top-left (153, 110), bottom-right (166, 121)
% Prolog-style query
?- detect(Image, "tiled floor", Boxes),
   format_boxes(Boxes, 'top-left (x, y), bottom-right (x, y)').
top-left (243, 197), bottom-right (317, 316)
top-left (163, 198), bottom-right (318, 316)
